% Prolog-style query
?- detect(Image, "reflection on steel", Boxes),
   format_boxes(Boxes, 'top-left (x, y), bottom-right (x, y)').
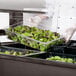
top-left (0, 9), bottom-right (46, 13)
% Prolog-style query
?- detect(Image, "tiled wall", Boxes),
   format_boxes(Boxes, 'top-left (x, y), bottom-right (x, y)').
top-left (50, 0), bottom-right (76, 40)
top-left (9, 0), bottom-right (76, 40)
top-left (10, 12), bottom-right (23, 27)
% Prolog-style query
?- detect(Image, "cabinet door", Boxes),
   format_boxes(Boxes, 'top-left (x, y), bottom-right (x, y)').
top-left (0, 12), bottom-right (9, 29)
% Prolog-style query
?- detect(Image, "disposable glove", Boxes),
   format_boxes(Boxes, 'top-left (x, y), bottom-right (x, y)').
top-left (63, 25), bottom-right (76, 43)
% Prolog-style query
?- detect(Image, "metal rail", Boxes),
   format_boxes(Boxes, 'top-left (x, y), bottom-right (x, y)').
top-left (0, 9), bottom-right (46, 13)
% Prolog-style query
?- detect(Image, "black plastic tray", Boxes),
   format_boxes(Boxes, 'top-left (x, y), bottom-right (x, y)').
top-left (50, 45), bottom-right (76, 55)
top-left (66, 40), bottom-right (76, 47)
top-left (2, 42), bottom-right (39, 50)
top-left (49, 40), bottom-right (76, 55)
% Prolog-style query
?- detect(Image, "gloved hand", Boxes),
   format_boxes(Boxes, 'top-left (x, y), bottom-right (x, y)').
top-left (29, 14), bottom-right (48, 27)
top-left (63, 25), bottom-right (76, 43)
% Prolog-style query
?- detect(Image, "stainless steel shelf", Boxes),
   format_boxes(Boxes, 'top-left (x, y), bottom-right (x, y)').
top-left (0, 9), bottom-right (46, 13)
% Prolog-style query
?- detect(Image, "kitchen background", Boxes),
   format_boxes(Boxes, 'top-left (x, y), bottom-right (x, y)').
top-left (0, 0), bottom-right (76, 39)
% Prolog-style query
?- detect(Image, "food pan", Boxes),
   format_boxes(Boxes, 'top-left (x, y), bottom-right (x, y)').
top-left (6, 26), bottom-right (64, 51)
top-left (0, 46), bottom-right (40, 57)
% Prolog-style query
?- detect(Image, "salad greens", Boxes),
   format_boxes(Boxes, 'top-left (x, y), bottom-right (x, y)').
top-left (7, 25), bottom-right (64, 51)
top-left (0, 50), bottom-right (36, 56)
top-left (46, 56), bottom-right (74, 63)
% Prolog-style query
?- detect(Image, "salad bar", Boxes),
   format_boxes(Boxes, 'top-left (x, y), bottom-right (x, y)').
top-left (0, 43), bottom-right (76, 76)
top-left (0, 27), bottom-right (76, 76)
top-left (0, 9), bottom-right (76, 76)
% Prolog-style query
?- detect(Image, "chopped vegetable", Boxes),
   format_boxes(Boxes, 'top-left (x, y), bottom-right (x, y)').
top-left (0, 50), bottom-right (36, 56)
top-left (46, 56), bottom-right (74, 63)
top-left (7, 26), bottom-right (64, 51)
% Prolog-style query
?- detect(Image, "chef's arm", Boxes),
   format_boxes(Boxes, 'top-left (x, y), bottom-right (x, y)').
top-left (30, 14), bottom-right (48, 27)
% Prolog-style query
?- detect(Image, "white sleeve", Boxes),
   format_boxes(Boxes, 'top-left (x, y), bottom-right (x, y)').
top-left (29, 16), bottom-right (42, 27)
